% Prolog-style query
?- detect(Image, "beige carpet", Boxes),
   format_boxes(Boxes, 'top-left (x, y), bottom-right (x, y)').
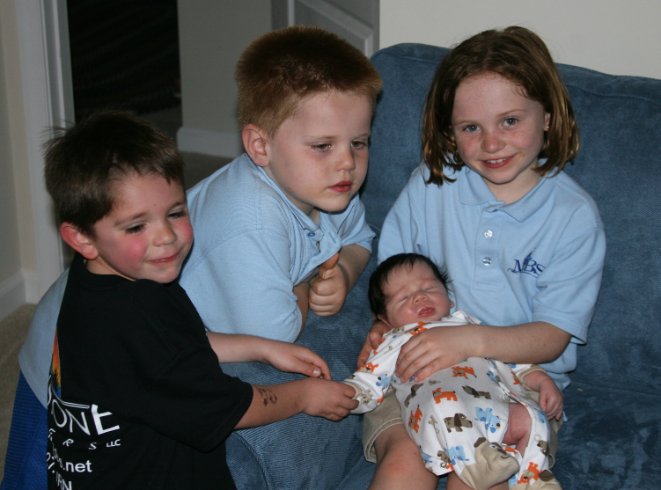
top-left (0, 303), bottom-right (36, 480)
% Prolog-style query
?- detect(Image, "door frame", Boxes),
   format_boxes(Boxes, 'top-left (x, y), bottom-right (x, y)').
top-left (14, 0), bottom-right (74, 301)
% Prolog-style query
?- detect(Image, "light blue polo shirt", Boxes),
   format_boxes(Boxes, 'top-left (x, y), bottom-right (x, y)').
top-left (378, 163), bottom-right (605, 389)
top-left (180, 153), bottom-right (374, 341)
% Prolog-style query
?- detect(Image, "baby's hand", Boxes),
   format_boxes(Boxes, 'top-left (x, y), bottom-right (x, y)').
top-left (262, 340), bottom-right (331, 379)
top-left (309, 253), bottom-right (347, 316)
top-left (536, 376), bottom-right (564, 421)
top-left (299, 378), bottom-right (358, 421)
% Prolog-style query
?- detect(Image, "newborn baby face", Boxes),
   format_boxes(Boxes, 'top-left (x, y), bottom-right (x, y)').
top-left (382, 261), bottom-right (452, 327)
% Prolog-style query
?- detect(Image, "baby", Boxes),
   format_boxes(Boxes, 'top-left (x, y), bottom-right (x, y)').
top-left (345, 253), bottom-right (563, 489)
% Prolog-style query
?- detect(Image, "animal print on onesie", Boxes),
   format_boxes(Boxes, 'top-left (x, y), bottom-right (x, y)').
top-left (346, 311), bottom-right (562, 489)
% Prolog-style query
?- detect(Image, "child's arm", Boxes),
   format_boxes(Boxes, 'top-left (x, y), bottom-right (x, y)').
top-left (356, 318), bottom-right (393, 368)
top-left (235, 378), bottom-right (358, 427)
top-left (394, 321), bottom-right (571, 384)
top-left (308, 244), bottom-right (371, 316)
top-left (293, 282), bottom-right (310, 327)
top-left (207, 333), bottom-right (331, 379)
top-left (521, 369), bottom-right (564, 421)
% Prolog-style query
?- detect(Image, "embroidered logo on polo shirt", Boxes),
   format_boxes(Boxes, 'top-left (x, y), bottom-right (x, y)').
top-left (508, 253), bottom-right (545, 277)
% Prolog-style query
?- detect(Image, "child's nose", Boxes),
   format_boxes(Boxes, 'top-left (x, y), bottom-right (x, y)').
top-left (482, 130), bottom-right (504, 153)
top-left (338, 146), bottom-right (356, 170)
top-left (413, 291), bottom-right (427, 303)
top-left (156, 223), bottom-right (177, 245)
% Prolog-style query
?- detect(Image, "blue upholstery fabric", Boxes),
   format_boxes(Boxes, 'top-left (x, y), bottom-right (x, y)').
top-left (3, 43), bottom-right (660, 489)
top-left (1, 374), bottom-right (47, 490)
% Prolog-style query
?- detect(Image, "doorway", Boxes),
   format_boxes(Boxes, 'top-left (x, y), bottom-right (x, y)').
top-left (67, 0), bottom-right (182, 138)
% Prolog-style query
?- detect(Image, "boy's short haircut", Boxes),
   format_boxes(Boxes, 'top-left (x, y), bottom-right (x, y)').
top-left (369, 253), bottom-right (450, 318)
top-left (236, 25), bottom-right (382, 136)
top-left (45, 111), bottom-right (185, 235)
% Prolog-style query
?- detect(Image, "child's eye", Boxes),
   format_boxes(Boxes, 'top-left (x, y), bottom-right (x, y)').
top-left (169, 209), bottom-right (187, 219)
top-left (125, 224), bottom-right (144, 234)
top-left (351, 139), bottom-right (368, 150)
top-left (503, 117), bottom-right (518, 127)
top-left (461, 124), bottom-right (479, 133)
top-left (312, 143), bottom-right (332, 152)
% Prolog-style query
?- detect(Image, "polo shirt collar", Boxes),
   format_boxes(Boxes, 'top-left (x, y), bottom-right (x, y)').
top-left (457, 166), bottom-right (555, 222)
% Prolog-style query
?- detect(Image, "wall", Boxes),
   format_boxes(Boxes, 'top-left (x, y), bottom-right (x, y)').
top-left (380, 0), bottom-right (661, 79)
top-left (176, 0), bottom-right (271, 157)
top-left (0, 0), bottom-right (67, 321)
top-left (0, 10), bottom-right (24, 319)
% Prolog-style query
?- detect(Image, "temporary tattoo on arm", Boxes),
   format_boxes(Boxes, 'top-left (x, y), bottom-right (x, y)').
top-left (257, 387), bottom-right (278, 406)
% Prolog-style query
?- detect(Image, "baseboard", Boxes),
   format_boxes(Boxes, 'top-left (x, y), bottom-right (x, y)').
top-left (176, 126), bottom-right (242, 158)
top-left (0, 271), bottom-right (27, 321)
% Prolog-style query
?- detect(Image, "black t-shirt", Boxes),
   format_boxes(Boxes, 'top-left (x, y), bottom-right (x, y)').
top-left (47, 255), bottom-right (253, 489)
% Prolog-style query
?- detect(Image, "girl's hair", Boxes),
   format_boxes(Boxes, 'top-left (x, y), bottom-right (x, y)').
top-left (368, 253), bottom-right (450, 318)
top-left (422, 26), bottom-right (579, 185)
top-left (236, 25), bottom-right (382, 136)
top-left (45, 111), bottom-right (185, 235)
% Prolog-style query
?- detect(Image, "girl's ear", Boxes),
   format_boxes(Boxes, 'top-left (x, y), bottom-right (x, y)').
top-left (242, 124), bottom-right (270, 167)
top-left (59, 223), bottom-right (99, 260)
top-left (544, 112), bottom-right (551, 131)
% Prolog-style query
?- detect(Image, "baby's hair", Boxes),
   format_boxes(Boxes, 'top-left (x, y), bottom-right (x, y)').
top-left (369, 253), bottom-right (450, 318)
top-left (422, 25), bottom-right (579, 185)
top-left (44, 111), bottom-right (185, 235)
top-left (236, 25), bottom-right (382, 136)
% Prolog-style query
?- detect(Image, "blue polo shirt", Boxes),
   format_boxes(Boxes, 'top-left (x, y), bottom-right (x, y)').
top-left (378, 164), bottom-right (605, 389)
top-left (180, 153), bottom-right (374, 341)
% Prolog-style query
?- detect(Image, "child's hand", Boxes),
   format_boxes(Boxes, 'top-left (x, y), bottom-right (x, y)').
top-left (356, 319), bottom-right (391, 369)
top-left (395, 326), bottom-right (470, 382)
top-left (532, 374), bottom-right (564, 421)
top-left (309, 253), bottom-right (347, 316)
top-left (261, 340), bottom-right (331, 379)
top-left (299, 378), bottom-right (358, 421)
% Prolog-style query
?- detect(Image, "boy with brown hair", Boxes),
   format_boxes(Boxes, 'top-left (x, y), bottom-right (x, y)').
top-left (45, 111), bottom-right (357, 489)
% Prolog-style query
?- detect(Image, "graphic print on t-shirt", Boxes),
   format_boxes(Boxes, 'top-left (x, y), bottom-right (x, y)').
top-left (47, 329), bottom-right (123, 489)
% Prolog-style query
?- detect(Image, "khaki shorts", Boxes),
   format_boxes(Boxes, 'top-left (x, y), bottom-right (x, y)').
top-left (361, 390), bottom-right (562, 467)
top-left (362, 390), bottom-right (403, 463)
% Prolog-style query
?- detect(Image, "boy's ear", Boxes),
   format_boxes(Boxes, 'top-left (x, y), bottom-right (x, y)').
top-left (242, 124), bottom-right (269, 167)
top-left (59, 223), bottom-right (99, 260)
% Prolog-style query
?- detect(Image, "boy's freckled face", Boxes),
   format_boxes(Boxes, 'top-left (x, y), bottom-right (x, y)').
top-left (382, 262), bottom-right (453, 328)
top-left (261, 90), bottom-right (373, 217)
top-left (85, 173), bottom-right (193, 283)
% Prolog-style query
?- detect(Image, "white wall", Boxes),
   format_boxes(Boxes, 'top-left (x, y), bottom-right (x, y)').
top-left (0, 0), bottom-right (67, 321)
top-left (0, 11), bottom-right (24, 319)
top-left (177, 0), bottom-right (271, 157)
top-left (380, 0), bottom-right (661, 79)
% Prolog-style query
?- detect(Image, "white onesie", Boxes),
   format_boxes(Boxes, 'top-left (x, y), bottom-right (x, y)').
top-left (345, 311), bottom-right (560, 489)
